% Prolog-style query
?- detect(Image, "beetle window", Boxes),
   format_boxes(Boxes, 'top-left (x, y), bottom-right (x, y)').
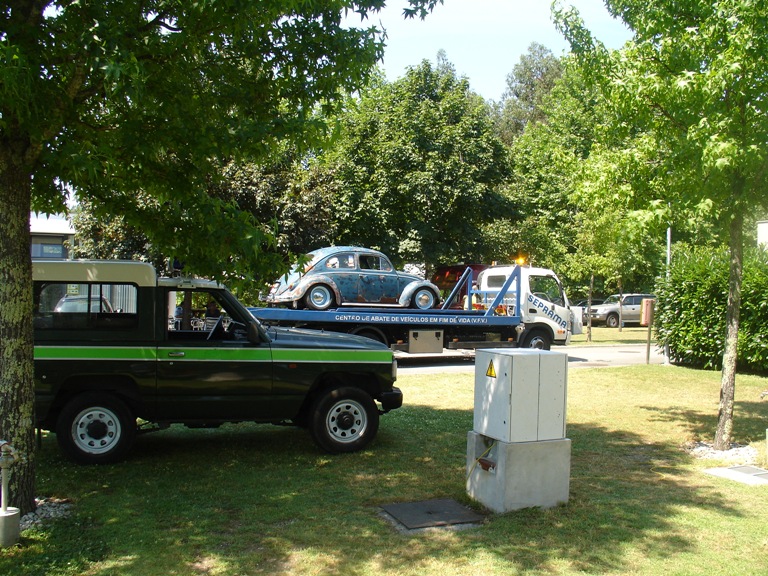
top-left (360, 255), bottom-right (392, 271)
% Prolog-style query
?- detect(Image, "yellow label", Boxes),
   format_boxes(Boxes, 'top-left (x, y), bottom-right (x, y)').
top-left (486, 360), bottom-right (496, 378)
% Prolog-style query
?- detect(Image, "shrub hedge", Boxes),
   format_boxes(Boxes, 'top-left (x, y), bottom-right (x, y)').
top-left (654, 244), bottom-right (768, 373)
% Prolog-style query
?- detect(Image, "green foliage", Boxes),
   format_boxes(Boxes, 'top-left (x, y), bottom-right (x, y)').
top-left (496, 42), bottom-right (563, 144)
top-left (328, 59), bottom-right (514, 268)
top-left (70, 197), bottom-right (166, 270)
top-left (3, 0), bottom-right (439, 281)
top-left (655, 245), bottom-right (768, 373)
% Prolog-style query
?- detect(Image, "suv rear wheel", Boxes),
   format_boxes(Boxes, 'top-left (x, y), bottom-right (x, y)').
top-left (309, 386), bottom-right (379, 453)
top-left (56, 393), bottom-right (136, 464)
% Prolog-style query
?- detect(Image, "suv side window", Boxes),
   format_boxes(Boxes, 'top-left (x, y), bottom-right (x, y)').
top-left (167, 288), bottom-right (247, 341)
top-left (34, 281), bottom-right (138, 330)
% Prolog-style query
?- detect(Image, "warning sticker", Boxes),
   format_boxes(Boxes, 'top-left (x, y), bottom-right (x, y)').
top-left (486, 360), bottom-right (496, 378)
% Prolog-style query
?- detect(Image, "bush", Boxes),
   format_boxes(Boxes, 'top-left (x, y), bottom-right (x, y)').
top-left (655, 244), bottom-right (768, 373)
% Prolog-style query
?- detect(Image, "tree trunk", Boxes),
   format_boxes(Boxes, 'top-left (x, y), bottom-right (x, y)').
top-left (0, 159), bottom-right (36, 515)
top-left (586, 273), bottom-right (594, 343)
top-left (714, 209), bottom-right (743, 450)
top-left (617, 278), bottom-right (623, 332)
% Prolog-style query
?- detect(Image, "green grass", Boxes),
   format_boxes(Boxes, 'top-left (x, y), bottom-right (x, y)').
top-left (571, 325), bottom-right (655, 345)
top-left (3, 365), bottom-right (768, 575)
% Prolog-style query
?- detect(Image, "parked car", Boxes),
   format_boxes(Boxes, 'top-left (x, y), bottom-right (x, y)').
top-left (573, 298), bottom-right (604, 324)
top-left (430, 264), bottom-right (488, 292)
top-left (266, 246), bottom-right (441, 310)
top-left (55, 294), bottom-right (114, 313)
top-left (589, 293), bottom-right (655, 327)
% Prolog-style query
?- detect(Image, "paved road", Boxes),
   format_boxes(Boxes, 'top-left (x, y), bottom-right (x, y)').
top-left (397, 344), bottom-right (666, 374)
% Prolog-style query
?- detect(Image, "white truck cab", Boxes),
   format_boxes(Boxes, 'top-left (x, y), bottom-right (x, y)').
top-left (475, 265), bottom-right (582, 347)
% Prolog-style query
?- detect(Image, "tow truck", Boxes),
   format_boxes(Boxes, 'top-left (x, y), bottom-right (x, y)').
top-left (251, 264), bottom-right (582, 353)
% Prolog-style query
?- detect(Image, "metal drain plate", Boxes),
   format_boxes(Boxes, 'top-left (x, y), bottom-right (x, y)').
top-left (381, 498), bottom-right (484, 530)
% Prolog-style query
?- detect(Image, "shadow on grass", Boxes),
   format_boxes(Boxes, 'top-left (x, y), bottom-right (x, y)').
top-left (5, 404), bottom-right (745, 576)
top-left (640, 398), bottom-right (768, 443)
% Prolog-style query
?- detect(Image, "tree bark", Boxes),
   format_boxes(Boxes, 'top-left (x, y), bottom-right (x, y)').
top-left (0, 157), bottom-right (36, 515)
top-left (714, 208), bottom-right (743, 450)
top-left (586, 273), bottom-right (594, 343)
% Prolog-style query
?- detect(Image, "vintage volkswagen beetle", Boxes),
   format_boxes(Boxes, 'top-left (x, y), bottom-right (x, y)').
top-left (266, 246), bottom-right (440, 310)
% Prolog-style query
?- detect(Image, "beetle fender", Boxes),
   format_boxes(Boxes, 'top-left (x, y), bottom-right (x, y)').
top-left (295, 275), bottom-right (343, 305)
top-left (398, 281), bottom-right (440, 307)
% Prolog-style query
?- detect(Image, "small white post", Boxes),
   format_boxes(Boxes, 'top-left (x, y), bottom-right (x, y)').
top-left (0, 441), bottom-right (20, 547)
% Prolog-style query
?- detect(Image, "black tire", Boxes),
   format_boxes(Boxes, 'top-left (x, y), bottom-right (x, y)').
top-left (350, 327), bottom-right (388, 345)
top-left (309, 386), bottom-right (379, 453)
top-left (521, 329), bottom-right (552, 350)
top-left (56, 393), bottom-right (136, 464)
top-left (411, 288), bottom-right (437, 310)
top-left (304, 284), bottom-right (335, 310)
top-left (606, 313), bottom-right (620, 328)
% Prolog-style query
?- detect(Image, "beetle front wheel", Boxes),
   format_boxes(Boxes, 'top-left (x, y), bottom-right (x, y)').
top-left (411, 288), bottom-right (437, 309)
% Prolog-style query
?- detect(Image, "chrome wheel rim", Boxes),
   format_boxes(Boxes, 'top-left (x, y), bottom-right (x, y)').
top-left (71, 406), bottom-right (122, 455)
top-left (325, 399), bottom-right (367, 444)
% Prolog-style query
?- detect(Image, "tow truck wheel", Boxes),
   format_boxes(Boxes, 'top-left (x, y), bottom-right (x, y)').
top-left (351, 327), bottom-right (388, 345)
top-left (305, 285), bottom-right (335, 310)
top-left (521, 329), bottom-right (552, 350)
top-left (56, 392), bottom-right (136, 464)
top-left (309, 386), bottom-right (379, 453)
top-left (411, 288), bottom-right (437, 309)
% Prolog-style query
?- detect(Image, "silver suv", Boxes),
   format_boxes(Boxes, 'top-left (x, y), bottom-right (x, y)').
top-left (589, 293), bottom-right (655, 327)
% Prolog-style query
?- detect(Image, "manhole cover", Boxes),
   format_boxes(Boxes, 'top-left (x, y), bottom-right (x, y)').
top-left (381, 498), bottom-right (484, 530)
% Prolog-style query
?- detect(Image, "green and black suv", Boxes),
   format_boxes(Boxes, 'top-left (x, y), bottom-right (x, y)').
top-left (33, 260), bottom-right (402, 464)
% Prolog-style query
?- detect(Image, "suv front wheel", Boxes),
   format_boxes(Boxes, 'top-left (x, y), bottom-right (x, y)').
top-left (606, 313), bottom-right (620, 328)
top-left (56, 392), bottom-right (137, 464)
top-left (309, 386), bottom-right (379, 453)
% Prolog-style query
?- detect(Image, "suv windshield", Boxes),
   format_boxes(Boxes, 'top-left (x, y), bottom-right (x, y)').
top-left (602, 295), bottom-right (621, 304)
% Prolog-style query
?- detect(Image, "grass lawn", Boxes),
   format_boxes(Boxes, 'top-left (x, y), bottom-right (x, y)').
top-left (3, 365), bottom-right (768, 575)
top-left (571, 325), bottom-right (655, 345)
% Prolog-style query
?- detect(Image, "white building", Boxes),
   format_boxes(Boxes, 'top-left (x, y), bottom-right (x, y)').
top-left (30, 212), bottom-right (75, 259)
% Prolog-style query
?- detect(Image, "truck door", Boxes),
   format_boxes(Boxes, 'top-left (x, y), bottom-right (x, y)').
top-left (526, 274), bottom-right (573, 340)
top-left (156, 288), bottom-right (273, 422)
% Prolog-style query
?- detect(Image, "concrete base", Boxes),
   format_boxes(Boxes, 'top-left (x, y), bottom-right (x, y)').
top-left (466, 431), bottom-right (571, 513)
top-left (0, 508), bottom-right (20, 547)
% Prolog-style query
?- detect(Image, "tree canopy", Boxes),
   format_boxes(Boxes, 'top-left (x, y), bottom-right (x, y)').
top-left (0, 0), bottom-right (440, 514)
top-left (555, 0), bottom-right (768, 448)
top-left (327, 59), bottom-right (514, 269)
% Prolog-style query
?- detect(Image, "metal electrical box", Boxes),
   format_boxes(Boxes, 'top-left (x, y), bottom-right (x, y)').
top-left (408, 329), bottom-right (443, 354)
top-left (473, 349), bottom-right (567, 443)
top-left (468, 348), bottom-right (571, 512)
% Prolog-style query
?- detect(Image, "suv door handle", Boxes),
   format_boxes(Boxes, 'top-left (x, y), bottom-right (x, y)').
top-left (167, 351), bottom-right (185, 358)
